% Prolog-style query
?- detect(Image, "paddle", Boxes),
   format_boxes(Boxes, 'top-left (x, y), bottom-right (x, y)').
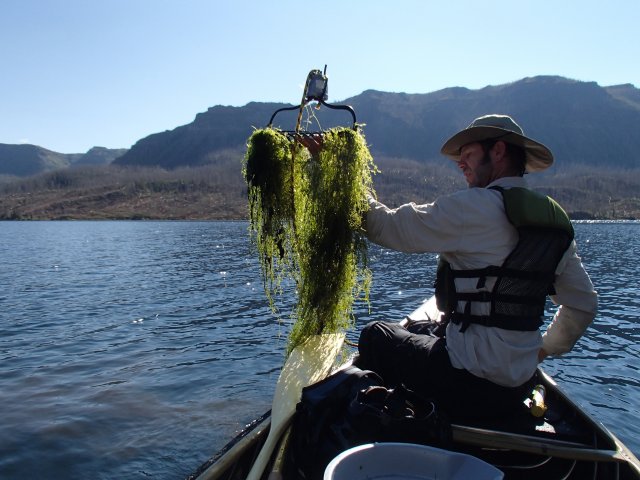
top-left (246, 332), bottom-right (345, 480)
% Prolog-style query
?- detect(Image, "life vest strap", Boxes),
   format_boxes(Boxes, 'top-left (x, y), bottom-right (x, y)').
top-left (446, 266), bottom-right (555, 282)
top-left (449, 311), bottom-right (543, 332)
top-left (454, 291), bottom-right (544, 306)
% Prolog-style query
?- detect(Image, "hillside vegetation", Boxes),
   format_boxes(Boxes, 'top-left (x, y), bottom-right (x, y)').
top-left (1, 159), bottom-right (638, 220)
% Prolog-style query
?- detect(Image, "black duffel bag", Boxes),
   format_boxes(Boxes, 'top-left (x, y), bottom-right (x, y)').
top-left (289, 364), bottom-right (452, 479)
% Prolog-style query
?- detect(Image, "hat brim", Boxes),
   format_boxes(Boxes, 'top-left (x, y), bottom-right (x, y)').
top-left (440, 126), bottom-right (554, 173)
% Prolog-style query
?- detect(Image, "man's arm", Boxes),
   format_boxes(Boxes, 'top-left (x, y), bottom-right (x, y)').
top-left (365, 194), bottom-right (464, 254)
top-left (541, 241), bottom-right (598, 358)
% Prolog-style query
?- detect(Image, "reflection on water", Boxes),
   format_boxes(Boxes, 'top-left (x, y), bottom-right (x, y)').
top-left (0, 220), bottom-right (638, 478)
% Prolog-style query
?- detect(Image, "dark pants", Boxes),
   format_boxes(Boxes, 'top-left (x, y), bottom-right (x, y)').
top-left (357, 321), bottom-right (531, 421)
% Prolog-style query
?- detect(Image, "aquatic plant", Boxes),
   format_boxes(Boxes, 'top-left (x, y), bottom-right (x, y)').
top-left (243, 128), bottom-right (299, 308)
top-left (243, 126), bottom-right (376, 355)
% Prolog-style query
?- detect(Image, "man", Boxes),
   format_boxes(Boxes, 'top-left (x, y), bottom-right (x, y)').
top-left (357, 114), bottom-right (597, 419)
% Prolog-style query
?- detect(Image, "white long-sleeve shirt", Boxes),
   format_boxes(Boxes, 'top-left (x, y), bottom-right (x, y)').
top-left (366, 176), bottom-right (597, 387)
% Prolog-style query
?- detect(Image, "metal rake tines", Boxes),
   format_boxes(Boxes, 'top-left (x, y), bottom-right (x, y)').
top-left (268, 100), bottom-right (357, 131)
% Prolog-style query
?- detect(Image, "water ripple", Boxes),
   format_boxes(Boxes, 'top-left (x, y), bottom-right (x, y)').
top-left (0, 220), bottom-right (638, 478)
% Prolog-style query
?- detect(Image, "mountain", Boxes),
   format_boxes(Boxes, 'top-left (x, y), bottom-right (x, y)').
top-left (114, 76), bottom-right (640, 170)
top-left (0, 144), bottom-right (128, 177)
top-left (73, 146), bottom-right (128, 166)
top-left (114, 102), bottom-right (282, 169)
top-left (0, 144), bottom-right (73, 177)
top-left (2, 76), bottom-right (639, 179)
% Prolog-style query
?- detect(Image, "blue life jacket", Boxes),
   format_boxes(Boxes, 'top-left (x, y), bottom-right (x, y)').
top-left (434, 186), bottom-right (574, 332)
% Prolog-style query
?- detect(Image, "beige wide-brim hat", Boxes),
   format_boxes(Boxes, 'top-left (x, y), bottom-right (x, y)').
top-left (440, 114), bottom-right (554, 172)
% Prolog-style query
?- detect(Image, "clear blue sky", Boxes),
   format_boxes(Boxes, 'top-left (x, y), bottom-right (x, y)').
top-left (2, 0), bottom-right (638, 153)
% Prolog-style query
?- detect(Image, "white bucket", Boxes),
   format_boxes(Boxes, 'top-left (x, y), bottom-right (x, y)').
top-left (324, 442), bottom-right (504, 480)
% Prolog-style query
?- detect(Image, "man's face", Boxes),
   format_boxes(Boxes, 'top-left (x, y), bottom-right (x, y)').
top-left (458, 142), bottom-right (493, 188)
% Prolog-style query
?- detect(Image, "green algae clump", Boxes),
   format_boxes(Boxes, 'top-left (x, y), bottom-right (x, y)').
top-left (243, 126), bottom-right (376, 355)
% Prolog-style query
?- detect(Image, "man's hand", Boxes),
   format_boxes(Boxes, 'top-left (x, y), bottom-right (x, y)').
top-left (538, 348), bottom-right (549, 363)
top-left (294, 133), bottom-right (323, 156)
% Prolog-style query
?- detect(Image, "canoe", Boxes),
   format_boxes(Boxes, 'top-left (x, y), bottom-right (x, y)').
top-left (187, 299), bottom-right (640, 480)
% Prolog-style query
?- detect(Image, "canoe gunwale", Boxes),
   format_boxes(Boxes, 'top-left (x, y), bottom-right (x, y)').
top-left (451, 423), bottom-right (626, 463)
top-left (189, 414), bottom-right (270, 480)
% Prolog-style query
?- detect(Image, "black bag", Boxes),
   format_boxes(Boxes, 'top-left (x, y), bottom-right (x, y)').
top-left (289, 365), bottom-right (451, 480)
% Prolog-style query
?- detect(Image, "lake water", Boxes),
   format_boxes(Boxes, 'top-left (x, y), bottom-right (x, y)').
top-left (1, 220), bottom-right (638, 479)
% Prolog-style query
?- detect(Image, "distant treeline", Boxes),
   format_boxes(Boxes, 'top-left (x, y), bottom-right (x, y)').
top-left (1, 160), bottom-right (639, 220)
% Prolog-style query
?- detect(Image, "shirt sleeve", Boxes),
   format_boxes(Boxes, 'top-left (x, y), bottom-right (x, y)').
top-left (365, 194), bottom-right (463, 253)
top-left (542, 241), bottom-right (598, 355)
